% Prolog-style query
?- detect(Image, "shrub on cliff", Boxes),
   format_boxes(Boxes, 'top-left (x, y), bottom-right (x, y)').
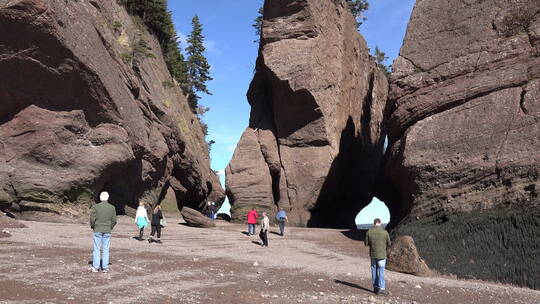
top-left (117, 0), bottom-right (190, 96)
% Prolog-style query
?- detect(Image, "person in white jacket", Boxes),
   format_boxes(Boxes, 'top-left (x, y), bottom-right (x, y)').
top-left (134, 202), bottom-right (150, 241)
top-left (259, 212), bottom-right (270, 247)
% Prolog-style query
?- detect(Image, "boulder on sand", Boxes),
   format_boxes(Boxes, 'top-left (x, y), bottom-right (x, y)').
top-left (181, 207), bottom-right (215, 228)
top-left (387, 236), bottom-right (431, 277)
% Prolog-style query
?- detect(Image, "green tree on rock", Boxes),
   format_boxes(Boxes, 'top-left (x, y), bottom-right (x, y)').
top-left (252, 7), bottom-right (264, 43)
top-left (186, 15), bottom-right (213, 111)
top-left (373, 46), bottom-right (390, 77)
top-left (118, 0), bottom-right (190, 94)
top-left (346, 0), bottom-right (369, 28)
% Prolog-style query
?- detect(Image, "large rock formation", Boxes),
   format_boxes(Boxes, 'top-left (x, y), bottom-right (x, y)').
top-left (386, 235), bottom-right (431, 277)
top-left (0, 0), bottom-right (224, 219)
top-left (226, 0), bottom-right (388, 227)
top-left (381, 0), bottom-right (540, 289)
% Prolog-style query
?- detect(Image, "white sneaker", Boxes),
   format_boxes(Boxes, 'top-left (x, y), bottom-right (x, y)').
top-left (90, 267), bottom-right (99, 273)
top-left (102, 269), bottom-right (109, 273)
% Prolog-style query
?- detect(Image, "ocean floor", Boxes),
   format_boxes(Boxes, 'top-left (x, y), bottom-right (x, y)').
top-left (1, 216), bottom-right (539, 304)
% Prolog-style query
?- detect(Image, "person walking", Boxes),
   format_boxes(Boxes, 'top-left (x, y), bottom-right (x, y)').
top-left (134, 202), bottom-right (149, 241)
top-left (90, 191), bottom-right (117, 273)
top-left (275, 208), bottom-right (289, 236)
top-left (364, 218), bottom-right (391, 296)
top-left (246, 208), bottom-right (259, 235)
top-left (148, 205), bottom-right (163, 244)
top-left (259, 212), bottom-right (270, 247)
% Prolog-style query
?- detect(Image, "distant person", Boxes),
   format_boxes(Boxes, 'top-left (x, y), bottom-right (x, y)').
top-left (259, 212), bottom-right (269, 247)
top-left (275, 208), bottom-right (289, 236)
top-left (364, 218), bottom-right (391, 296)
top-left (90, 191), bottom-right (117, 273)
top-left (246, 208), bottom-right (259, 235)
top-left (148, 205), bottom-right (163, 244)
top-left (207, 202), bottom-right (217, 220)
top-left (134, 202), bottom-right (149, 241)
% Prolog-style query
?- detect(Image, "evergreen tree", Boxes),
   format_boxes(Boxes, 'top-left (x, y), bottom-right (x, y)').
top-left (374, 46), bottom-right (390, 77)
top-left (252, 7), bottom-right (264, 43)
top-left (346, 0), bottom-right (369, 28)
top-left (186, 15), bottom-right (213, 111)
top-left (118, 0), bottom-right (190, 94)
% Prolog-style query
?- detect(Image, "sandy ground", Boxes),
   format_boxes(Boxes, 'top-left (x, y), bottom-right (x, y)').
top-left (1, 215), bottom-right (539, 304)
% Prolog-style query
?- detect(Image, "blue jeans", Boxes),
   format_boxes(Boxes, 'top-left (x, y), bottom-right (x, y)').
top-left (248, 223), bottom-right (256, 235)
top-left (278, 220), bottom-right (285, 235)
top-left (371, 258), bottom-right (386, 290)
top-left (93, 232), bottom-right (111, 270)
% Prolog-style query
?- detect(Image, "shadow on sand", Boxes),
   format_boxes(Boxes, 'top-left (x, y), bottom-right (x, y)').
top-left (334, 279), bottom-right (373, 293)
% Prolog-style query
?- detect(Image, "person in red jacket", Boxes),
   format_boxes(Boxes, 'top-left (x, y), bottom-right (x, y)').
top-left (246, 208), bottom-right (259, 235)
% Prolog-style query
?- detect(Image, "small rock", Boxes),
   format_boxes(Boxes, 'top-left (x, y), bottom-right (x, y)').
top-left (414, 284), bottom-right (422, 289)
top-left (311, 296), bottom-right (318, 300)
top-left (317, 278), bottom-right (324, 281)
top-left (193, 258), bottom-right (199, 262)
top-left (346, 272), bottom-right (352, 276)
top-left (253, 261), bottom-right (259, 266)
top-left (319, 292), bottom-right (324, 296)
top-left (272, 295), bottom-right (278, 298)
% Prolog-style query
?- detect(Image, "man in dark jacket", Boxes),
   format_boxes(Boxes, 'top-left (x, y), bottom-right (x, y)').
top-left (364, 218), bottom-right (391, 295)
top-left (90, 191), bottom-right (117, 273)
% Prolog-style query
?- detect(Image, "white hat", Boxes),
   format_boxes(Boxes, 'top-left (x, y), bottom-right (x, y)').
top-left (100, 191), bottom-right (109, 202)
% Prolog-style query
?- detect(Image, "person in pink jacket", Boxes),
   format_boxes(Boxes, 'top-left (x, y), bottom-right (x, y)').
top-left (246, 208), bottom-right (259, 235)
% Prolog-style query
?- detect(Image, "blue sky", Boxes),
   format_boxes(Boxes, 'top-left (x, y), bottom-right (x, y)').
top-left (170, 0), bottom-right (416, 224)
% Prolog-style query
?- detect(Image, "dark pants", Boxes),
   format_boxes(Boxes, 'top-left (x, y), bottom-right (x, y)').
top-left (259, 230), bottom-right (268, 246)
top-left (151, 225), bottom-right (161, 239)
top-left (139, 228), bottom-right (144, 239)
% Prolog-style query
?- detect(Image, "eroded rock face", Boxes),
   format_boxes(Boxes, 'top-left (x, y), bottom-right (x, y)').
top-left (0, 0), bottom-right (224, 219)
top-left (386, 236), bottom-right (431, 277)
top-left (226, 0), bottom-right (388, 227)
top-left (382, 0), bottom-right (540, 289)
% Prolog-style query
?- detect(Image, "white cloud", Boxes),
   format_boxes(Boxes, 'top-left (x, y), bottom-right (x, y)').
top-left (216, 169), bottom-right (225, 177)
top-left (176, 31), bottom-right (188, 47)
top-left (204, 40), bottom-right (222, 56)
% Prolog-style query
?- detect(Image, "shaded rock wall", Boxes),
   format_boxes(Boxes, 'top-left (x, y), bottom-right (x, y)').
top-left (382, 0), bottom-right (540, 289)
top-left (0, 0), bottom-right (224, 219)
top-left (226, 0), bottom-right (388, 227)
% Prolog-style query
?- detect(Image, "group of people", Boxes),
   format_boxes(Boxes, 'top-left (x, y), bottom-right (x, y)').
top-left (89, 192), bottom-right (392, 296)
top-left (134, 201), bottom-right (164, 243)
top-left (246, 207), bottom-right (289, 247)
top-left (89, 191), bottom-right (164, 273)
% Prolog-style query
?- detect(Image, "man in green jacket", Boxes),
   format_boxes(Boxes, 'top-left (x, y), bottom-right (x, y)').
top-left (90, 191), bottom-right (117, 273)
top-left (364, 218), bottom-right (391, 296)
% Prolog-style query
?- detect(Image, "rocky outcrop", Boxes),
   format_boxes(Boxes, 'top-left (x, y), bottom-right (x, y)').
top-left (181, 207), bottom-right (216, 228)
top-left (382, 0), bottom-right (540, 289)
top-left (386, 236), bottom-right (431, 277)
top-left (226, 0), bottom-right (388, 227)
top-left (0, 0), bottom-right (224, 219)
